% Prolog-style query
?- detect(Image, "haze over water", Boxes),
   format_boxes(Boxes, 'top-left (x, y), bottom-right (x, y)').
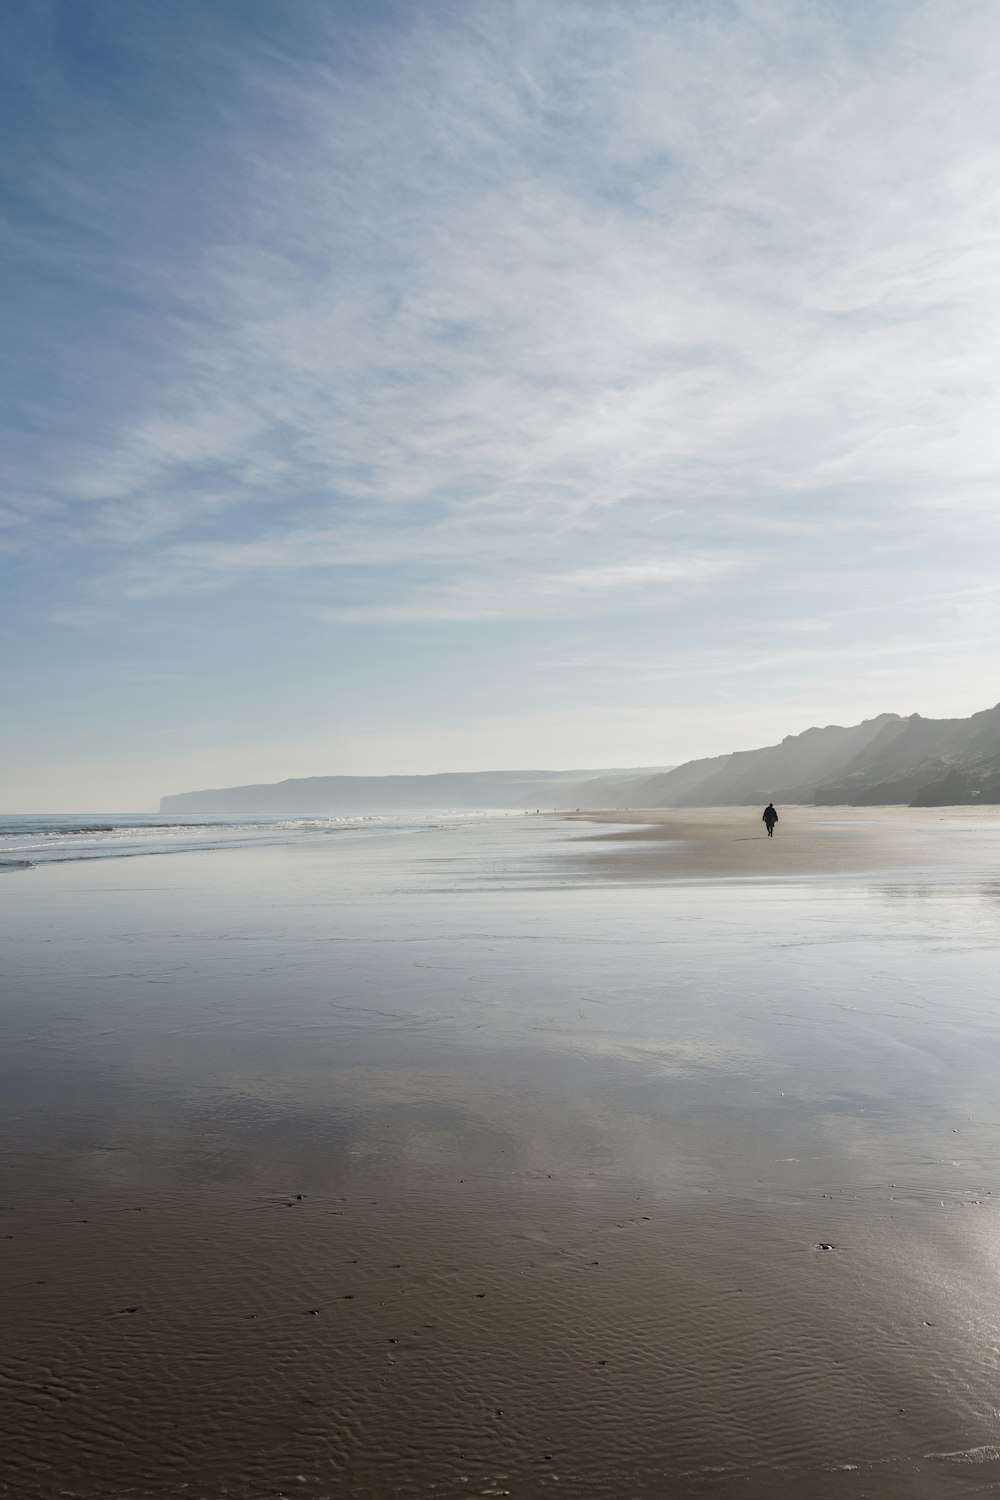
top-left (4, 811), bottom-right (1000, 1497)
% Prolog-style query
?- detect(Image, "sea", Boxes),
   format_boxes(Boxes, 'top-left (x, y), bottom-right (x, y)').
top-left (0, 810), bottom-right (497, 869)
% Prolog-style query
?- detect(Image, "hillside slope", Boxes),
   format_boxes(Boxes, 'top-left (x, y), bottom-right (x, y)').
top-left (159, 767), bottom-right (669, 816)
top-left (159, 703), bottom-right (1000, 814)
top-left (566, 703), bottom-right (1000, 808)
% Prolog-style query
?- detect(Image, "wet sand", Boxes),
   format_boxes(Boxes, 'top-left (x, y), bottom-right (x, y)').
top-left (4, 813), bottom-right (1000, 1497)
top-left (562, 803), bottom-right (1000, 880)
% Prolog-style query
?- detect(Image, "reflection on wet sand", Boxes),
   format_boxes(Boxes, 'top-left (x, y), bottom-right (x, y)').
top-left (3, 813), bottom-right (1000, 1497)
top-left (560, 804), bottom-right (1000, 883)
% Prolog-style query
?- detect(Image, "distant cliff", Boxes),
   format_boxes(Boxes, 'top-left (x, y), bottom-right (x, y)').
top-left (565, 702), bottom-right (1000, 808)
top-left (160, 702), bottom-right (1000, 814)
top-left (159, 767), bottom-right (669, 816)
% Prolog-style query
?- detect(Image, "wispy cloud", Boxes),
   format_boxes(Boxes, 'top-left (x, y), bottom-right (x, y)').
top-left (11, 1), bottom-right (1000, 600)
top-left (5, 1), bottom-right (1000, 803)
top-left (312, 555), bottom-right (744, 623)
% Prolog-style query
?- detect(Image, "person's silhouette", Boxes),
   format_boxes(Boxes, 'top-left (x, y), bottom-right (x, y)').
top-left (762, 803), bottom-right (778, 837)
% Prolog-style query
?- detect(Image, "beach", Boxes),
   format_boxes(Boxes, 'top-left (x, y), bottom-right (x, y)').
top-left (3, 808), bottom-right (1000, 1497)
top-left (562, 803), bottom-right (1000, 879)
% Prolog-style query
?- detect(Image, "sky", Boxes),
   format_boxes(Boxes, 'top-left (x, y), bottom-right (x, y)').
top-left (3, 0), bottom-right (1000, 811)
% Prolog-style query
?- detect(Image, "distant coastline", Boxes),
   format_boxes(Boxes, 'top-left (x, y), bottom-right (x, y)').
top-left (160, 701), bottom-right (1000, 815)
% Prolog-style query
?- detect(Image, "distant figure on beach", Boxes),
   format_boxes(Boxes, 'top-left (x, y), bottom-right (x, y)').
top-left (762, 803), bottom-right (778, 837)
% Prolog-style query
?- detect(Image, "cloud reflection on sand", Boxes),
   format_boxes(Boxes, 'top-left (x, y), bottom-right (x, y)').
top-left (5, 816), bottom-right (1000, 1495)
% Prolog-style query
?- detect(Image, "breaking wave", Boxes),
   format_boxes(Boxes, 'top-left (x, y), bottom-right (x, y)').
top-left (0, 813), bottom-right (449, 868)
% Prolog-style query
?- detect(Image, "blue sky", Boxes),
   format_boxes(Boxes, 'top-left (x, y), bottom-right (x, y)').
top-left (3, 0), bottom-right (1000, 810)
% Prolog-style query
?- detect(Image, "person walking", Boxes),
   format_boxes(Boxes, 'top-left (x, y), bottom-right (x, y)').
top-left (762, 803), bottom-right (778, 837)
